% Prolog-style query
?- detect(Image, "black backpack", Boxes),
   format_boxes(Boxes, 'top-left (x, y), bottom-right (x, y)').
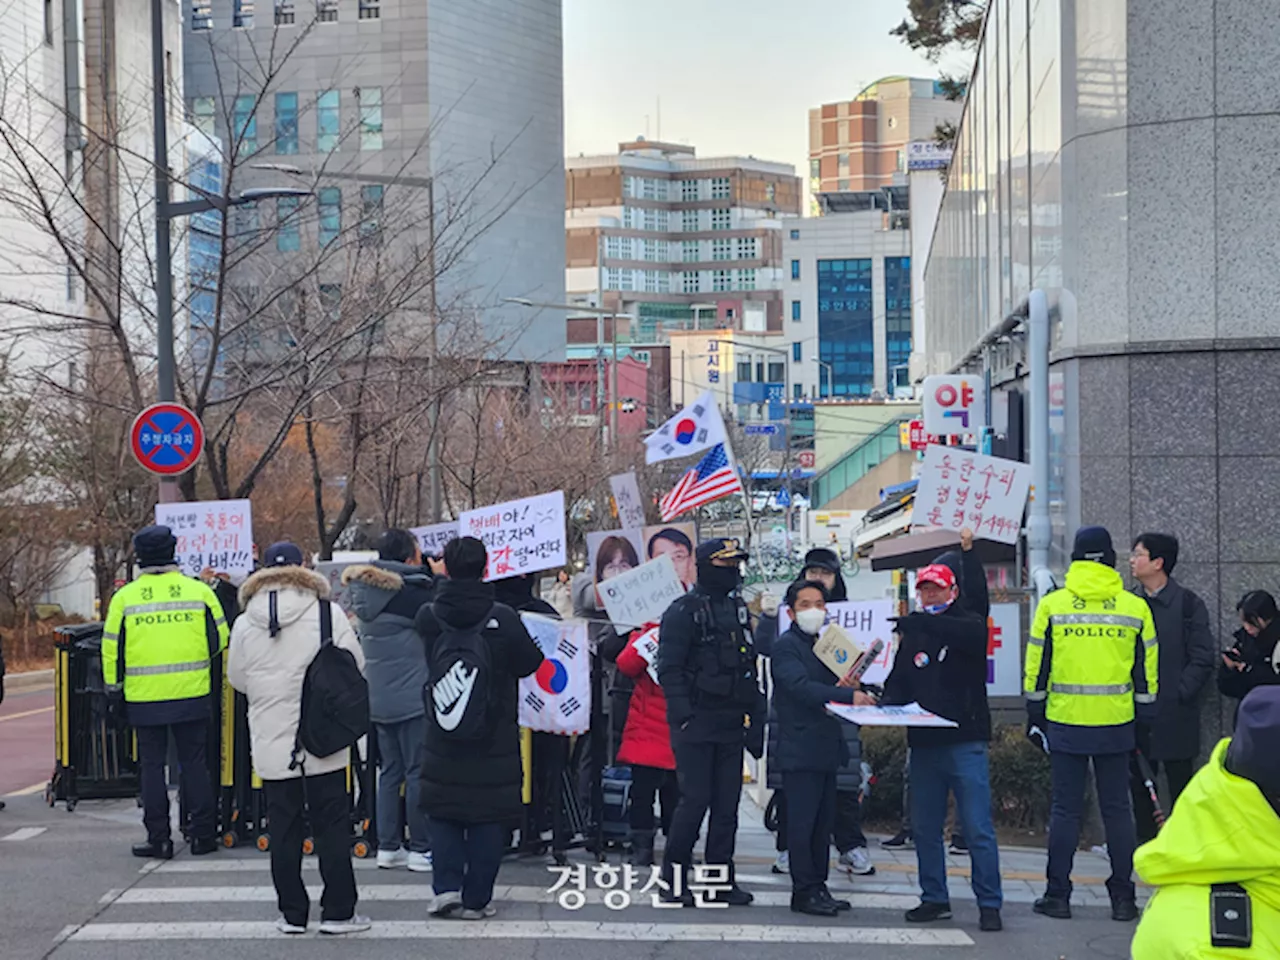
top-left (291, 600), bottom-right (369, 769)
top-left (424, 604), bottom-right (494, 741)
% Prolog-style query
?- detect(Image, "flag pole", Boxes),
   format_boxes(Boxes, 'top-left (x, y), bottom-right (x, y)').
top-left (716, 409), bottom-right (755, 550)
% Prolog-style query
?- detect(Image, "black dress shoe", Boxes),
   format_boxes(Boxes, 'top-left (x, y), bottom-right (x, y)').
top-left (132, 839), bottom-right (174, 860)
top-left (791, 893), bottom-right (839, 917)
top-left (1033, 896), bottom-right (1072, 919)
top-left (979, 907), bottom-right (1003, 931)
top-left (190, 836), bottom-right (220, 856)
top-left (1111, 899), bottom-right (1139, 922)
top-left (819, 887), bottom-right (852, 911)
top-left (720, 885), bottom-right (754, 906)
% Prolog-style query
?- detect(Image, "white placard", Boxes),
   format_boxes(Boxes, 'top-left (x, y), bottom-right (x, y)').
top-left (631, 626), bottom-right (661, 684)
top-left (459, 490), bottom-right (566, 582)
top-left (610, 471), bottom-right (647, 529)
top-left (779, 599), bottom-right (898, 686)
top-left (519, 614), bottom-right (590, 735)
top-left (155, 499), bottom-right (253, 579)
top-left (986, 602), bottom-right (1023, 696)
top-left (826, 702), bottom-right (959, 728)
top-left (922, 375), bottom-right (986, 434)
top-left (315, 561), bottom-right (358, 615)
top-left (913, 446), bottom-right (1031, 544)
top-left (411, 521), bottom-right (459, 558)
top-left (599, 554), bottom-right (685, 629)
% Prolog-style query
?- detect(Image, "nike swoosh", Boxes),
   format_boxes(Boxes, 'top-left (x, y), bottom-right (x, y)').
top-left (434, 662), bottom-right (477, 732)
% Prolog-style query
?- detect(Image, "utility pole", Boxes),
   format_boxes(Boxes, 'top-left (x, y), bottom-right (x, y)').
top-left (426, 178), bottom-right (442, 521)
top-left (151, 0), bottom-right (177, 504)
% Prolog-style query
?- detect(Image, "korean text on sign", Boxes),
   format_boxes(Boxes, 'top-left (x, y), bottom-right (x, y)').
top-left (547, 864), bottom-right (732, 909)
top-left (155, 499), bottom-right (253, 579)
top-left (598, 554), bottom-right (685, 629)
top-left (410, 521), bottom-right (459, 558)
top-left (459, 490), bottom-right (566, 581)
top-left (609, 472), bottom-right (647, 529)
top-left (912, 445), bottom-right (1032, 545)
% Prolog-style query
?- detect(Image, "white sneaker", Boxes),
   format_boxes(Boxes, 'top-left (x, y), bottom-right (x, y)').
top-left (839, 847), bottom-right (876, 876)
top-left (377, 847), bottom-right (409, 869)
top-left (429, 890), bottom-right (463, 917)
top-left (318, 915), bottom-right (372, 935)
top-left (772, 851), bottom-right (789, 874)
top-left (459, 904), bottom-right (497, 920)
top-left (275, 917), bottom-right (307, 935)
top-left (407, 851), bottom-right (433, 873)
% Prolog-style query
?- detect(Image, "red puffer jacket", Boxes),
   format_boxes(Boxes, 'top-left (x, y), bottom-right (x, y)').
top-left (615, 625), bottom-right (675, 770)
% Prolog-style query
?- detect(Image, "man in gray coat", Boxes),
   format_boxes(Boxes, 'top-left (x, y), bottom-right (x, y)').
top-left (1128, 533), bottom-right (1215, 841)
top-left (344, 529), bottom-right (435, 870)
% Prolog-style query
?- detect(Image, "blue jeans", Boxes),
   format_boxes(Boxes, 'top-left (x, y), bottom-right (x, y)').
top-left (910, 741), bottom-right (1002, 909)
top-left (375, 719), bottom-right (430, 853)
top-left (428, 818), bottom-right (505, 910)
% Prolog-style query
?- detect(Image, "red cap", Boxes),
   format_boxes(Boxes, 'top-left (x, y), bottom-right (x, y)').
top-left (916, 564), bottom-right (956, 590)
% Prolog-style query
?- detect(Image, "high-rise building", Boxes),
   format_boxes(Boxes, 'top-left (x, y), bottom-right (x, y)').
top-left (182, 0), bottom-right (566, 362)
top-left (565, 140), bottom-right (802, 343)
top-left (808, 77), bottom-right (961, 201)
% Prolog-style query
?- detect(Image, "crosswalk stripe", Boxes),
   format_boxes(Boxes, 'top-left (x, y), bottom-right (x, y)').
top-left (1, 827), bottom-right (47, 842)
top-left (67, 919), bottom-right (974, 945)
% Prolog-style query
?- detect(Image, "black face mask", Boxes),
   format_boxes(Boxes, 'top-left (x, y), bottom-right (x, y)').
top-left (698, 562), bottom-right (742, 596)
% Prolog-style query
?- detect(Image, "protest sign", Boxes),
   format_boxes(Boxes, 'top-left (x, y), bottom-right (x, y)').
top-left (587, 529), bottom-right (645, 586)
top-left (460, 491), bottom-right (566, 581)
top-left (641, 523), bottom-right (696, 588)
top-left (631, 626), bottom-right (661, 684)
top-left (610, 472), bottom-right (647, 529)
top-left (780, 599), bottom-right (897, 685)
top-left (156, 499), bottom-right (253, 579)
top-left (519, 614), bottom-right (590, 735)
top-left (827, 702), bottom-right (959, 728)
top-left (913, 445), bottom-right (1031, 544)
top-left (411, 521), bottom-right (459, 558)
top-left (598, 554), bottom-right (686, 629)
top-left (315, 561), bottom-right (358, 615)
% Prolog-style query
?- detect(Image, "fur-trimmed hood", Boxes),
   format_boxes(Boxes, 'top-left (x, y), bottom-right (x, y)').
top-left (342, 560), bottom-right (433, 624)
top-left (239, 565), bottom-right (331, 605)
top-left (342, 563), bottom-right (404, 592)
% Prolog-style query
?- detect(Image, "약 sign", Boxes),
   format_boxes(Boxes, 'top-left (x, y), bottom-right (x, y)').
top-left (922, 375), bottom-right (986, 435)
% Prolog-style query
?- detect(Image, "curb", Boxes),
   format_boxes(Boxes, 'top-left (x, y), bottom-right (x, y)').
top-left (5, 669), bottom-right (53, 693)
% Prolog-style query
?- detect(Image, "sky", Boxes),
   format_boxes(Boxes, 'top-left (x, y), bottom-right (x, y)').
top-left (563, 0), bottom-right (949, 181)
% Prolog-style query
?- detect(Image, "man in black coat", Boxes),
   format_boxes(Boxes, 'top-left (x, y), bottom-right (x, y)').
top-left (414, 537), bottom-right (543, 919)
top-left (658, 538), bottom-right (762, 906)
top-left (1127, 533), bottom-right (1214, 841)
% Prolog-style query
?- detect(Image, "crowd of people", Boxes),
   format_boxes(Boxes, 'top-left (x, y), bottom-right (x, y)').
top-left (93, 515), bottom-right (1280, 946)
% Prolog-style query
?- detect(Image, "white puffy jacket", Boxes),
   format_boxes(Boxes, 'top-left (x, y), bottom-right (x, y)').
top-left (227, 566), bottom-right (365, 780)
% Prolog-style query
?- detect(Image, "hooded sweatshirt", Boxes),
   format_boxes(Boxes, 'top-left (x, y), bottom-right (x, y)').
top-left (343, 561), bottom-right (434, 724)
top-left (1132, 738), bottom-right (1280, 959)
top-left (227, 566), bottom-right (365, 780)
top-left (932, 548), bottom-right (989, 620)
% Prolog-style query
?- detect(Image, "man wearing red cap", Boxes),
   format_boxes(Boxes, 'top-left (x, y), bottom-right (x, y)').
top-left (880, 563), bottom-right (1003, 933)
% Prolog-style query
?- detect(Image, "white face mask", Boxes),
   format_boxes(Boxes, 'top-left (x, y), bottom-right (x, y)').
top-left (795, 607), bottom-right (827, 635)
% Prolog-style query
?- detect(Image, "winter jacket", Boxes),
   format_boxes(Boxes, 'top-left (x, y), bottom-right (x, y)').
top-left (1134, 577), bottom-right (1215, 760)
top-left (615, 625), bottom-right (675, 770)
top-left (933, 548), bottom-right (990, 620)
top-left (882, 603), bottom-right (991, 748)
top-left (1218, 621), bottom-right (1280, 715)
top-left (414, 577), bottom-right (543, 824)
top-left (770, 623), bottom-right (856, 774)
top-left (343, 561), bottom-right (434, 724)
top-left (1132, 738), bottom-right (1280, 959)
top-left (548, 581), bottom-right (575, 620)
top-left (227, 566), bottom-right (365, 781)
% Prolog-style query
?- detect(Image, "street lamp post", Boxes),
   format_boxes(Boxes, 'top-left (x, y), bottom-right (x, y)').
top-left (812, 358), bottom-right (834, 398)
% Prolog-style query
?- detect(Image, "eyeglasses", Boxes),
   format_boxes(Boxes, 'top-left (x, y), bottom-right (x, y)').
top-left (1129, 551), bottom-right (1150, 561)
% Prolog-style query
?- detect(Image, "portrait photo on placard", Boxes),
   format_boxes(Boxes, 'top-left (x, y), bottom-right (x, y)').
top-left (586, 529), bottom-right (645, 586)
top-left (641, 522), bottom-right (697, 589)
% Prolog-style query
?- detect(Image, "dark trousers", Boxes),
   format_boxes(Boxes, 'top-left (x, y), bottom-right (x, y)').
top-left (1047, 751), bottom-right (1136, 903)
top-left (776, 788), bottom-right (865, 853)
top-left (629, 764), bottom-right (679, 835)
top-left (531, 732), bottom-right (571, 851)
top-left (782, 770), bottom-right (836, 898)
top-left (263, 770), bottom-right (358, 927)
top-left (1129, 756), bottom-right (1194, 844)
top-left (429, 818), bottom-right (505, 910)
top-left (136, 720), bottom-right (215, 843)
top-left (664, 738), bottom-right (744, 881)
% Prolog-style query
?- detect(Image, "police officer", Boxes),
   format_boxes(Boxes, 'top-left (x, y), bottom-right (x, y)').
top-left (103, 525), bottom-right (229, 859)
top-left (1025, 526), bottom-right (1158, 922)
top-left (658, 539), bottom-right (762, 906)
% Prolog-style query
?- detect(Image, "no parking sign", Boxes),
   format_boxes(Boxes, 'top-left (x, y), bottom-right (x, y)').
top-left (130, 403), bottom-right (204, 476)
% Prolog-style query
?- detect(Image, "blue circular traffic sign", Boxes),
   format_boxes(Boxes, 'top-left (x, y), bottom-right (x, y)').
top-left (130, 403), bottom-right (204, 476)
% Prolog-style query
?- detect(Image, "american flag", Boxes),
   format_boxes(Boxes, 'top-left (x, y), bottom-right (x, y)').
top-left (659, 443), bottom-right (743, 521)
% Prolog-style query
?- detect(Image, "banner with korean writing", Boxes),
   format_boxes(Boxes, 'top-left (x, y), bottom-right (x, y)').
top-left (986, 602), bottom-right (1023, 696)
top-left (460, 491), bottom-right (566, 581)
top-left (780, 599), bottom-right (897, 685)
top-left (609, 471), bottom-right (647, 529)
top-left (913, 446), bottom-right (1031, 544)
top-left (156, 499), bottom-right (253, 579)
top-left (599, 554), bottom-right (686, 629)
top-left (519, 614), bottom-right (590, 735)
top-left (411, 521), bottom-right (459, 558)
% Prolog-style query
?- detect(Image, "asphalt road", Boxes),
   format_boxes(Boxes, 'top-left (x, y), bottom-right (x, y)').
top-left (1, 683), bottom-right (54, 797)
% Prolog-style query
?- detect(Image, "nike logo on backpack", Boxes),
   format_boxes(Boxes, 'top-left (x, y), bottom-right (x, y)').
top-left (433, 660), bottom-right (478, 731)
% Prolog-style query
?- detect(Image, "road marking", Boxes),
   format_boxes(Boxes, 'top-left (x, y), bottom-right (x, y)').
top-left (3, 781), bottom-right (48, 797)
top-left (1, 827), bottom-right (47, 842)
top-left (0, 705), bottom-right (53, 723)
top-left (66, 919), bottom-right (974, 945)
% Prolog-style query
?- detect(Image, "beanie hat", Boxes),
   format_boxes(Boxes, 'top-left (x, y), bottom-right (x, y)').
top-left (134, 525), bottom-right (177, 568)
top-left (1071, 526), bottom-right (1116, 567)
top-left (1225, 687), bottom-right (1280, 799)
top-left (801, 548), bottom-right (841, 575)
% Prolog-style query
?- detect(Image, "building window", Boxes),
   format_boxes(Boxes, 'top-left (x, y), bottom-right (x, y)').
top-left (44, 0), bottom-right (53, 44)
top-left (818, 258), bottom-right (874, 397)
top-left (190, 97), bottom-right (216, 136)
top-left (641, 177), bottom-right (663, 201)
top-left (681, 179), bottom-right (699, 202)
top-left (736, 237), bottom-right (757, 260)
top-left (712, 239), bottom-right (732, 262)
top-left (359, 0), bottom-right (380, 18)
top-left (605, 268), bottom-right (621, 290)
top-left (618, 269), bottom-right (634, 292)
top-left (737, 269), bottom-right (756, 291)
top-left (711, 208), bottom-right (731, 231)
top-left (622, 176), bottom-right (636, 199)
top-left (317, 187), bottom-right (341, 246)
top-left (275, 1), bottom-right (295, 24)
top-left (643, 270), bottom-right (664, 293)
top-left (791, 300), bottom-right (801, 322)
top-left (316, 90), bottom-right (339, 153)
top-left (276, 197), bottom-right (301, 252)
top-left (317, 0), bottom-right (338, 21)
top-left (837, 152), bottom-right (849, 172)
top-left (192, 2), bottom-right (213, 29)
top-left (642, 207), bottom-right (667, 232)
top-left (319, 283), bottom-right (342, 321)
top-left (682, 271), bottom-right (699, 294)
top-left (712, 269), bottom-right (731, 293)
top-left (790, 228), bottom-right (800, 240)
top-left (711, 177), bottom-right (730, 200)
top-left (682, 209), bottom-right (699, 233)
top-left (884, 255), bottom-right (912, 382)
top-left (837, 179), bottom-right (849, 191)
top-left (274, 92), bottom-right (298, 154)
top-left (808, 159), bottom-right (819, 179)
top-left (735, 361), bottom-right (751, 382)
top-left (794, 383), bottom-right (803, 400)
top-left (791, 259), bottom-right (800, 280)
top-left (360, 184), bottom-right (384, 245)
top-left (234, 0), bottom-right (254, 27)
top-left (233, 203), bottom-right (259, 239)
top-left (359, 87), bottom-right (382, 150)
top-left (233, 95), bottom-right (256, 155)
top-left (682, 240), bottom-right (699, 262)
